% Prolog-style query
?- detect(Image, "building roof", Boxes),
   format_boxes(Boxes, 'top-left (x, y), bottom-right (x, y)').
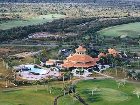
top-left (108, 48), bottom-right (119, 57)
top-left (67, 54), bottom-right (96, 63)
top-left (62, 45), bottom-right (98, 68)
top-left (75, 45), bottom-right (86, 52)
top-left (46, 59), bottom-right (55, 65)
top-left (73, 62), bottom-right (97, 68)
top-left (108, 48), bottom-right (118, 54)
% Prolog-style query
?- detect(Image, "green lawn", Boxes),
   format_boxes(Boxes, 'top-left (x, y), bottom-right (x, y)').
top-left (0, 14), bottom-right (65, 30)
top-left (97, 22), bottom-right (140, 37)
top-left (0, 81), bottom-right (64, 105)
top-left (58, 95), bottom-right (82, 105)
top-left (0, 79), bottom-right (139, 105)
top-left (76, 79), bottom-right (140, 105)
top-left (0, 81), bottom-right (81, 105)
top-left (0, 89), bottom-right (54, 105)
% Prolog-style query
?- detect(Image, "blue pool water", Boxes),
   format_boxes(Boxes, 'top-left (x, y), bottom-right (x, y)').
top-left (23, 65), bottom-right (47, 74)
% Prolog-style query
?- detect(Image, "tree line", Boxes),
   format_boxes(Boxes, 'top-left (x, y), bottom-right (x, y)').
top-left (1, 16), bottom-right (140, 43)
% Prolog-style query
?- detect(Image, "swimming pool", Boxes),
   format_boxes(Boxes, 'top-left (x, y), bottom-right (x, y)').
top-left (17, 64), bottom-right (60, 80)
top-left (23, 65), bottom-right (47, 75)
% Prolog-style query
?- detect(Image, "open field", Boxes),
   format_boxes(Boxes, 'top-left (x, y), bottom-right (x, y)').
top-left (97, 22), bottom-right (140, 37)
top-left (0, 82), bottom-right (63, 105)
top-left (0, 84), bottom-right (61, 105)
top-left (0, 81), bottom-right (79, 105)
top-left (58, 95), bottom-right (81, 105)
top-left (76, 79), bottom-right (140, 105)
top-left (0, 14), bottom-right (65, 30)
top-left (0, 79), bottom-right (140, 105)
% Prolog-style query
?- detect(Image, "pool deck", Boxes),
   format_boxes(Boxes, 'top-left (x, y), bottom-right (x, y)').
top-left (16, 64), bottom-right (61, 80)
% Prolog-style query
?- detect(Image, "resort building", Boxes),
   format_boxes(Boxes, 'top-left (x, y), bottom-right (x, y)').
top-left (46, 59), bottom-right (55, 67)
top-left (98, 48), bottom-right (119, 58)
top-left (108, 48), bottom-right (119, 57)
top-left (62, 45), bottom-right (98, 69)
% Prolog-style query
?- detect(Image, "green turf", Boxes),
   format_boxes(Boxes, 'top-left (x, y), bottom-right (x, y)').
top-left (58, 95), bottom-right (82, 105)
top-left (0, 82), bottom-right (64, 105)
top-left (76, 79), bottom-right (140, 105)
top-left (0, 79), bottom-right (139, 105)
top-left (97, 22), bottom-right (140, 37)
top-left (0, 14), bottom-right (65, 30)
top-left (0, 88), bottom-right (54, 105)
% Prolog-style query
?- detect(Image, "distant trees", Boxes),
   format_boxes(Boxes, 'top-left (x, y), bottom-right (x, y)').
top-left (0, 17), bottom-right (96, 42)
top-left (1, 16), bottom-right (140, 43)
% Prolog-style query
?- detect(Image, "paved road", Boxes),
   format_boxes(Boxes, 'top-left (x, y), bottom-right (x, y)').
top-left (0, 44), bottom-right (73, 47)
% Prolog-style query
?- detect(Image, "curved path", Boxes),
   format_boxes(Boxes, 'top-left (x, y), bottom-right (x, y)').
top-left (53, 71), bottom-right (113, 105)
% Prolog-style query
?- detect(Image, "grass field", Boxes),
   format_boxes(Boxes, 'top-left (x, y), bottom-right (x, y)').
top-left (97, 22), bottom-right (140, 37)
top-left (0, 14), bottom-right (65, 30)
top-left (76, 79), bottom-right (140, 105)
top-left (0, 87), bottom-right (55, 105)
top-left (8, 56), bottom-right (35, 66)
top-left (0, 79), bottom-right (139, 105)
top-left (58, 95), bottom-right (82, 105)
top-left (0, 81), bottom-right (66, 105)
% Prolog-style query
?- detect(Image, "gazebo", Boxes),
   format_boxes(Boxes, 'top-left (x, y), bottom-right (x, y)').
top-left (62, 45), bottom-right (98, 69)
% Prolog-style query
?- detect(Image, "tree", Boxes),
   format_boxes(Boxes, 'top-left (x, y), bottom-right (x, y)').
top-left (32, 80), bottom-right (40, 91)
top-left (47, 76), bottom-right (52, 94)
top-left (116, 78), bottom-right (127, 88)
top-left (133, 88), bottom-right (140, 99)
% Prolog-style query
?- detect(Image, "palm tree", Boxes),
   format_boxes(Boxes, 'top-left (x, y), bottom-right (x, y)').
top-left (5, 79), bottom-right (8, 88)
top-left (11, 68), bottom-right (18, 86)
top-left (116, 78), bottom-right (127, 88)
top-left (2, 58), bottom-right (5, 67)
top-left (32, 80), bottom-right (39, 92)
top-left (91, 87), bottom-right (98, 96)
top-left (47, 76), bottom-right (53, 94)
top-left (62, 74), bottom-right (65, 87)
top-left (133, 88), bottom-right (140, 99)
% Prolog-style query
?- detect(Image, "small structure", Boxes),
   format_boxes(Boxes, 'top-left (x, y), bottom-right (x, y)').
top-left (62, 45), bottom-right (98, 69)
top-left (46, 59), bottom-right (55, 67)
top-left (108, 48), bottom-right (119, 57)
top-left (98, 48), bottom-right (120, 58)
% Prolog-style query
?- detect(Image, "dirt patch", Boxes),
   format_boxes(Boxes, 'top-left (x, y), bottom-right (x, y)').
top-left (0, 48), bottom-right (11, 52)
top-left (0, 47), bottom-right (16, 57)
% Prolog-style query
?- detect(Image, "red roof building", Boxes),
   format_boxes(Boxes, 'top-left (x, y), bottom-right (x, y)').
top-left (62, 46), bottom-right (98, 68)
top-left (108, 48), bottom-right (119, 57)
top-left (98, 48), bottom-right (119, 58)
top-left (46, 59), bottom-right (55, 66)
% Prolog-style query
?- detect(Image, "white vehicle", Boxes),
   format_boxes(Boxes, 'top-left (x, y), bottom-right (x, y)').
top-left (97, 64), bottom-right (110, 72)
top-left (71, 69), bottom-right (92, 77)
